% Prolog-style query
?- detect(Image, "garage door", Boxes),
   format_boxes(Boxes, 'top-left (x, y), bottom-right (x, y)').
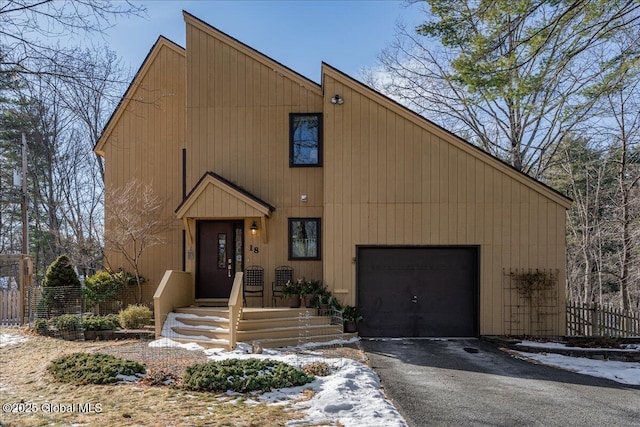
top-left (357, 246), bottom-right (478, 337)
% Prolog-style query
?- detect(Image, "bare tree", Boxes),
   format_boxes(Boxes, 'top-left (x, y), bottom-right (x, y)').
top-left (0, 0), bottom-right (145, 81)
top-left (368, 1), bottom-right (640, 178)
top-left (104, 179), bottom-right (173, 303)
top-left (598, 65), bottom-right (640, 310)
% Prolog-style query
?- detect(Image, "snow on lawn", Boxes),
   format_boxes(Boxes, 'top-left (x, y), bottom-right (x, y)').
top-left (150, 338), bottom-right (408, 427)
top-left (513, 340), bottom-right (640, 386)
top-left (0, 332), bottom-right (27, 347)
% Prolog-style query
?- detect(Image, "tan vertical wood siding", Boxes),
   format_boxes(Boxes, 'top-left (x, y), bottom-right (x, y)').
top-left (99, 40), bottom-right (186, 303)
top-left (184, 15), bottom-right (325, 292)
top-left (322, 67), bottom-right (568, 335)
top-left (99, 15), bottom-right (569, 335)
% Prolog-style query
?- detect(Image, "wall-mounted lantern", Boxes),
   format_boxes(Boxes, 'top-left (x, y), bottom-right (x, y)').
top-left (250, 220), bottom-right (259, 235)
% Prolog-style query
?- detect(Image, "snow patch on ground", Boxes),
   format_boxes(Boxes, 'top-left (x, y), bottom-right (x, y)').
top-left (513, 350), bottom-right (640, 385)
top-left (159, 312), bottom-right (227, 342)
top-left (518, 340), bottom-right (640, 352)
top-left (149, 338), bottom-right (407, 426)
top-left (0, 332), bottom-right (27, 347)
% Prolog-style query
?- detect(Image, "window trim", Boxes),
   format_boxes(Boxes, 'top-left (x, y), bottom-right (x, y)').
top-left (289, 113), bottom-right (323, 167)
top-left (288, 218), bottom-right (321, 260)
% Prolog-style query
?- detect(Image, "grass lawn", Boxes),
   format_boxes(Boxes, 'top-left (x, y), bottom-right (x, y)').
top-left (0, 328), bottom-right (310, 427)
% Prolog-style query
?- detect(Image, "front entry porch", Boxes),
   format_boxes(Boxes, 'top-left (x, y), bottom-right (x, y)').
top-left (153, 270), bottom-right (353, 349)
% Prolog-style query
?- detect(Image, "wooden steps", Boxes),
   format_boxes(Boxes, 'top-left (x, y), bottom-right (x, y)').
top-left (162, 305), bottom-right (352, 349)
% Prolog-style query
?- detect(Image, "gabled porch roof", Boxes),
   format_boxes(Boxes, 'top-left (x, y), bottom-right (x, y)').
top-left (176, 172), bottom-right (275, 243)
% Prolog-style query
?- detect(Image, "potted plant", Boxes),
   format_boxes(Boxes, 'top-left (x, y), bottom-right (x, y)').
top-left (282, 280), bottom-right (302, 308)
top-left (301, 279), bottom-right (323, 308)
top-left (342, 305), bottom-right (363, 333)
top-left (317, 289), bottom-right (336, 315)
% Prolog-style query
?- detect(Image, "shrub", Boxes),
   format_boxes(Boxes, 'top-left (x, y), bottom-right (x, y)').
top-left (182, 359), bottom-right (314, 393)
top-left (84, 270), bottom-right (123, 312)
top-left (49, 314), bottom-right (81, 331)
top-left (40, 255), bottom-right (82, 315)
top-left (47, 352), bottom-right (145, 384)
top-left (81, 314), bottom-right (118, 331)
top-left (119, 304), bottom-right (152, 329)
top-left (34, 319), bottom-right (48, 335)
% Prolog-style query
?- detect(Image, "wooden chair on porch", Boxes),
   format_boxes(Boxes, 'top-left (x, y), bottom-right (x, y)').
top-left (243, 265), bottom-right (264, 307)
top-left (272, 266), bottom-right (293, 306)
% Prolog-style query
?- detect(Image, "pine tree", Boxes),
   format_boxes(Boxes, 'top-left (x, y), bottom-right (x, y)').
top-left (39, 254), bottom-right (81, 316)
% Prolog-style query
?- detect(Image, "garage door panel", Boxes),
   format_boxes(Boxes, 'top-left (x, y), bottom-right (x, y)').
top-left (357, 246), bottom-right (478, 337)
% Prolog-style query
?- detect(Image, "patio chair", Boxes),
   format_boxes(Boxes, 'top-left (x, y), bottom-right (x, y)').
top-left (243, 265), bottom-right (264, 307)
top-left (272, 266), bottom-right (294, 306)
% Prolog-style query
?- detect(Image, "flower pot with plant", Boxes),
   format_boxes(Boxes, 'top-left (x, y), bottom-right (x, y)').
top-left (342, 305), bottom-right (363, 333)
top-left (282, 280), bottom-right (302, 308)
top-left (301, 279), bottom-right (323, 308)
top-left (317, 289), bottom-right (337, 315)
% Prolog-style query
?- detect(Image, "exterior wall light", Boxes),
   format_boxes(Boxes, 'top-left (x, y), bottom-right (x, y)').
top-left (330, 94), bottom-right (344, 105)
top-left (250, 220), bottom-right (259, 235)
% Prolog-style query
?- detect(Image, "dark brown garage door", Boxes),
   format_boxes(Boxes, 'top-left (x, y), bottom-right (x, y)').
top-left (357, 246), bottom-right (479, 337)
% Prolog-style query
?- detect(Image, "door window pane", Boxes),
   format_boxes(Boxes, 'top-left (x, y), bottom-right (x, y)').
top-left (217, 234), bottom-right (226, 269)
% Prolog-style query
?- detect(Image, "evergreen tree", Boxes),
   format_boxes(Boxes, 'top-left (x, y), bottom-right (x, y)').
top-left (39, 254), bottom-right (81, 316)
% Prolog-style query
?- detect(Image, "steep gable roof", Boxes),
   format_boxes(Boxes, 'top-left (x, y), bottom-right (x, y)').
top-left (183, 10), bottom-right (322, 96)
top-left (321, 62), bottom-right (572, 209)
top-left (175, 172), bottom-right (275, 219)
top-left (94, 36), bottom-right (185, 156)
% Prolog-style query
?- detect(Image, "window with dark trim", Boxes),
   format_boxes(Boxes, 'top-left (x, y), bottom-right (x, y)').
top-left (290, 113), bottom-right (322, 167)
top-left (288, 218), bottom-right (321, 260)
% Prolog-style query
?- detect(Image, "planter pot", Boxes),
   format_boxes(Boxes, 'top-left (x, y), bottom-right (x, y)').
top-left (319, 303), bottom-right (329, 315)
top-left (97, 330), bottom-right (116, 340)
top-left (60, 329), bottom-right (79, 341)
top-left (287, 296), bottom-right (301, 308)
top-left (84, 330), bottom-right (98, 341)
top-left (303, 295), bottom-right (316, 308)
top-left (344, 321), bottom-right (358, 333)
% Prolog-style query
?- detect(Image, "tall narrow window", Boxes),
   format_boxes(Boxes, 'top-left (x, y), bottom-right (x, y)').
top-left (289, 218), bottom-right (321, 260)
top-left (290, 113), bottom-right (322, 167)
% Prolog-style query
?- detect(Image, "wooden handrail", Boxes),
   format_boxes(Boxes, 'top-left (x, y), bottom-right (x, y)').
top-left (228, 272), bottom-right (244, 350)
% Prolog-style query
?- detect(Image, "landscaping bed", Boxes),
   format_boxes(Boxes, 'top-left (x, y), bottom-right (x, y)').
top-left (0, 328), bottom-right (302, 426)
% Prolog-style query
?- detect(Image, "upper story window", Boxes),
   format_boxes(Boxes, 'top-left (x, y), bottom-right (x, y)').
top-left (290, 113), bottom-right (322, 167)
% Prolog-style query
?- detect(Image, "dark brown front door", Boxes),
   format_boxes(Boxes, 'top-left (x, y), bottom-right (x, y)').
top-left (357, 246), bottom-right (479, 337)
top-left (196, 221), bottom-right (242, 299)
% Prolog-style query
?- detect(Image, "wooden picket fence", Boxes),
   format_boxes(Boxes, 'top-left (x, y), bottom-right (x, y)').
top-left (0, 288), bottom-right (21, 326)
top-left (567, 302), bottom-right (640, 337)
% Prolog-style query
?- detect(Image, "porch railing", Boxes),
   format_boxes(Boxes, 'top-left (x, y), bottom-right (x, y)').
top-left (228, 272), bottom-right (244, 350)
top-left (153, 270), bottom-right (194, 338)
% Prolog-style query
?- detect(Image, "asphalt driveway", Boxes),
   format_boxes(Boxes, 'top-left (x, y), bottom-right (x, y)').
top-left (360, 338), bottom-right (640, 427)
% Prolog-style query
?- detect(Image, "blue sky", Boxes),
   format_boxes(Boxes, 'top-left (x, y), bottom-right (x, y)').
top-left (104, 1), bottom-right (420, 83)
